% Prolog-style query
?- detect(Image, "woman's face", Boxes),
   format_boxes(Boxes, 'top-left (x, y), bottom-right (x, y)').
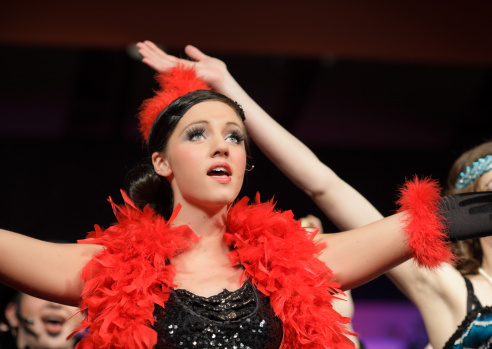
top-left (5, 294), bottom-right (83, 349)
top-left (476, 170), bottom-right (492, 192)
top-left (154, 100), bottom-right (247, 210)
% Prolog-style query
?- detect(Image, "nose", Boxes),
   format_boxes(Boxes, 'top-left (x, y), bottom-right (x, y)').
top-left (211, 138), bottom-right (229, 158)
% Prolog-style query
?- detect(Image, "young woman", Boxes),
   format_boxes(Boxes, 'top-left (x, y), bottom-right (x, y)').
top-left (0, 52), bottom-right (490, 349)
top-left (382, 143), bottom-right (492, 349)
top-left (441, 142), bottom-right (492, 348)
top-left (136, 41), bottom-right (492, 348)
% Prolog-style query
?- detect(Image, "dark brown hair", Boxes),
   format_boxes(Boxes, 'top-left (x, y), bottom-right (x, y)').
top-left (446, 141), bottom-right (492, 275)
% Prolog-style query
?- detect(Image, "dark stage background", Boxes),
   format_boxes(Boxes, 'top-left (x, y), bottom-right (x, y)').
top-left (1, 2), bottom-right (492, 345)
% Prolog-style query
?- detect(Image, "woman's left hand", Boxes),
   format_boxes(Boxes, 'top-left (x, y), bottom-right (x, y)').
top-left (136, 40), bottom-right (191, 72)
top-left (136, 41), bottom-right (230, 91)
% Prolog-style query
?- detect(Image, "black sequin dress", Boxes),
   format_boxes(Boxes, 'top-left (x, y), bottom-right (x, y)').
top-left (153, 280), bottom-right (283, 348)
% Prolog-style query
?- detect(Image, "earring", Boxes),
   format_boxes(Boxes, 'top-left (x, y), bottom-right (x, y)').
top-left (246, 164), bottom-right (255, 172)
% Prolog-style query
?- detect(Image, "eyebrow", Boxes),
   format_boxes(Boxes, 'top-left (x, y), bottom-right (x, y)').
top-left (179, 120), bottom-right (243, 136)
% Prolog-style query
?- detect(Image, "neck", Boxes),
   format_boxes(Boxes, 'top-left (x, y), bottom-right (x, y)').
top-left (171, 201), bottom-right (231, 260)
top-left (172, 200), bottom-right (229, 238)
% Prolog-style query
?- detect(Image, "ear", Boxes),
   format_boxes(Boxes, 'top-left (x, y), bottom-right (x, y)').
top-left (152, 151), bottom-right (172, 177)
top-left (5, 301), bottom-right (19, 328)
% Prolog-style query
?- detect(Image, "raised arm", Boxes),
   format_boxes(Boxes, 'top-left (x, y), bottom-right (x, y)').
top-left (318, 212), bottom-right (409, 289)
top-left (0, 229), bottom-right (102, 306)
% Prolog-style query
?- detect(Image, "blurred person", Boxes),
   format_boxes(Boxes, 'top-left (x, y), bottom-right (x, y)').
top-left (0, 285), bottom-right (83, 349)
top-left (301, 215), bottom-right (362, 349)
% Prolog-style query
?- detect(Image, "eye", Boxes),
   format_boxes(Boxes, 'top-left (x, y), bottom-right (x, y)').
top-left (185, 126), bottom-right (206, 141)
top-left (226, 130), bottom-right (245, 144)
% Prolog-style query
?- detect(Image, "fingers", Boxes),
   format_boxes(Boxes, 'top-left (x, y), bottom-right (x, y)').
top-left (144, 41), bottom-right (168, 61)
top-left (137, 41), bottom-right (167, 61)
top-left (140, 58), bottom-right (161, 72)
top-left (185, 45), bottom-right (209, 62)
top-left (136, 40), bottom-right (183, 72)
top-left (302, 214), bottom-right (324, 234)
top-left (136, 41), bottom-right (221, 81)
top-left (136, 40), bottom-right (161, 55)
top-left (142, 40), bottom-right (160, 51)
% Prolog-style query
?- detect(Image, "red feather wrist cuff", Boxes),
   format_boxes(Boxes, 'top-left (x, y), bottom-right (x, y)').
top-left (396, 177), bottom-right (455, 268)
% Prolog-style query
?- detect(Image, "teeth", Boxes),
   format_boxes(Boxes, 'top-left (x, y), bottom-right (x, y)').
top-left (209, 166), bottom-right (230, 176)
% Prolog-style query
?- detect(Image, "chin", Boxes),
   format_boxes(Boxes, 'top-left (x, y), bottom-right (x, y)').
top-left (207, 188), bottom-right (241, 203)
top-left (35, 337), bottom-right (72, 349)
top-left (211, 196), bottom-right (237, 207)
top-left (181, 188), bottom-right (241, 211)
top-left (205, 193), bottom-right (239, 208)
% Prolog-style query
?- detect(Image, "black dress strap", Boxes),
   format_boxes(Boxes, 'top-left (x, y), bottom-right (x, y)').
top-left (463, 274), bottom-right (482, 313)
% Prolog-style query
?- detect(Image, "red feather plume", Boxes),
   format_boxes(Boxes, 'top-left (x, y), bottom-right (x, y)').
top-left (138, 65), bottom-right (211, 142)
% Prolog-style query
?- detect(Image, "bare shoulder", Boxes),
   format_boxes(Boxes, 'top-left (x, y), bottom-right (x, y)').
top-left (46, 241), bottom-right (104, 263)
top-left (72, 242), bottom-right (105, 255)
top-left (468, 273), bottom-right (492, 306)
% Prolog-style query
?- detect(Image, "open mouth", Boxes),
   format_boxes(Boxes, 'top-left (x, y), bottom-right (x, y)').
top-left (207, 167), bottom-right (231, 177)
top-left (42, 315), bottom-right (66, 337)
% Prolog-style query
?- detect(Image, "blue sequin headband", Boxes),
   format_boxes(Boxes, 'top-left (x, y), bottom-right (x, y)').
top-left (454, 155), bottom-right (492, 189)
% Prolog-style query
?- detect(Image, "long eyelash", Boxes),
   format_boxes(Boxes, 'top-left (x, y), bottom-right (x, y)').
top-left (185, 126), bottom-right (205, 140)
top-left (230, 130), bottom-right (245, 143)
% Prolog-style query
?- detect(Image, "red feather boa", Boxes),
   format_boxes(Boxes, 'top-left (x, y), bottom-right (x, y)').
top-left (74, 192), bottom-right (199, 348)
top-left (74, 178), bottom-right (452, 348)
top-left (74, 193), bottom-right (354, 349)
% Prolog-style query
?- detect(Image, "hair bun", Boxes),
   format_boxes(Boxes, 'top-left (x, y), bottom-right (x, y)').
top-left (126, 162), bottom-right (173, 218)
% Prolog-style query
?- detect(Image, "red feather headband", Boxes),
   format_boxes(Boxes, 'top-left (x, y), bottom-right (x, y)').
top-left (138, 65), bottom-right (212, 142)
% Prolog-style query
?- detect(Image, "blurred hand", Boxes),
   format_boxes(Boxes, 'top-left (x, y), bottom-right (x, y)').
top-left (300, 214), bottom-right (324, 235)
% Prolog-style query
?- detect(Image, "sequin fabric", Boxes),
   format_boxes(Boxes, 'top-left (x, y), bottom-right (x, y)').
top-left (153, 280), bottom-right (283, 348)
top-left (444, 275), bottom-right (492, 349)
